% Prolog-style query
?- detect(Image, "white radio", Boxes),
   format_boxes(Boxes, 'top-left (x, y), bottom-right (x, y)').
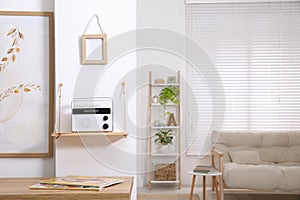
top-left (71, 97), bottom-right (113, 132)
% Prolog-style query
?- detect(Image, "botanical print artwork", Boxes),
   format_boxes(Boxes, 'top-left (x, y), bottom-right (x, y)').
top-left (0, 24), bottom-right (46, 155)
top-left (0, 12), bottom-right (53, 157)
top-left (0, 27), bottom-right (41, 124)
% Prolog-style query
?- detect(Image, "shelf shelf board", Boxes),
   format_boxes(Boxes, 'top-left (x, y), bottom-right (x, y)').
top-left (151, 153), bottom-right (179, 157)
top-left (52, 131), bottom-right (128, 138)
top-left (150, 83), bottom-right (179, 87)
top-left (151, 103), bottom-right (178, 106)
top-left (151, 126), bottom-right (179, 129)
top-left (150, 180), bottom-right (180, 184)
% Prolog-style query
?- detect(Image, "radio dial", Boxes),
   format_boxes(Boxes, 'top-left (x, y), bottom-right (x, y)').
top-left (102, 123), bottom-right (109, 130)
top-left (103, 116), bottom-right (108, 121)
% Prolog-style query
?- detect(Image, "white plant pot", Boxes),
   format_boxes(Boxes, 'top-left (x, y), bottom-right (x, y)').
top-left (156, 144), bottom-right (174, 154)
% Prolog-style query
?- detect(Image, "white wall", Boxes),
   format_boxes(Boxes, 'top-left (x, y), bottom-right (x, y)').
top-left (54, 0), bottom-right (137, 199)
top-left (0, 0), bottom-right (55, 178)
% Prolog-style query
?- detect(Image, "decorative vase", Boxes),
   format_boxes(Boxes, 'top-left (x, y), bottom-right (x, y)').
top-left (152, 95), bottom-right (159, 103)
top-left (156, 144), bottom-right (173, 154)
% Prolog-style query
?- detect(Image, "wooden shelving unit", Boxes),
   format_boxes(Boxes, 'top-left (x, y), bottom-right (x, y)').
top-left (52, 132), bottom-right (128, 139)
top-left (148, 71), bottom-right (181, 190)
top-left (151, 103), bottom-right (178, 106)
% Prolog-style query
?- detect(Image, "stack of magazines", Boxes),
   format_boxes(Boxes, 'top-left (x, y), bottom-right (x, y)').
top-left (29, 175), bottom-right (124, 191)
top-left (193, 165), bottom-right (216, 173)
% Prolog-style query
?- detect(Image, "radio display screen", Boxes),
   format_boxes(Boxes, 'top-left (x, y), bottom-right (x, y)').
top-left (72, 108), bottom-right (111, 114)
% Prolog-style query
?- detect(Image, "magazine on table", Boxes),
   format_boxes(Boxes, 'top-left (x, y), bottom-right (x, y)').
top-left (29, 175), bottom-right (125, 191)
top-left (29, 183), bottom-right (100, 191)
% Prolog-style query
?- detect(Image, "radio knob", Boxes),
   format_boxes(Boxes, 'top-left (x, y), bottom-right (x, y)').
top-left (103, 116), bottom-right (108, 121)
top-left (102, 123), bottom-right (109, 130)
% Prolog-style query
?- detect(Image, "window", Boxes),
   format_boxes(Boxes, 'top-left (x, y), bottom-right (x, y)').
top-left (185, 2), bottom-right (300, 155)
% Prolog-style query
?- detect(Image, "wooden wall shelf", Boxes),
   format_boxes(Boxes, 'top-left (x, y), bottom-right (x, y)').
top-left (52, 132), bottom-right (128, 139)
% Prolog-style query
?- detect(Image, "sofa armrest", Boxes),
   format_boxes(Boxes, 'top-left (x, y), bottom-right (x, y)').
top-left (211, 147), bottom-right (225, 196)
top-left (211, 147), bottom-right (224, 173)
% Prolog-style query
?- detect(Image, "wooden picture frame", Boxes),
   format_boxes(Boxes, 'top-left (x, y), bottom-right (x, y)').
top-left (82, 34), bottom-right (107, 65)
top-left (0, 11), bottom-right (54, 157)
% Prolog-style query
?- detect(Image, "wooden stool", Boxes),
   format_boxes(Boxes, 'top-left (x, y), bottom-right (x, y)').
top-left (189, 170), bottom-right (223, 200)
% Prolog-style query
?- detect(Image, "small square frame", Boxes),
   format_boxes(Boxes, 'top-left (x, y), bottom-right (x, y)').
top-left (82, 34), bottom-right (107, 65)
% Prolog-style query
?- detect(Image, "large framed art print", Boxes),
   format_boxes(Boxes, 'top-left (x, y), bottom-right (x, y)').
top-left (0, 11), bottom-right (54, 157)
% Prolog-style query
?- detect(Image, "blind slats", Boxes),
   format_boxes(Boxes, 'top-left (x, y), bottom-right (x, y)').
top-left (185, 2), bottom-right (300, 155)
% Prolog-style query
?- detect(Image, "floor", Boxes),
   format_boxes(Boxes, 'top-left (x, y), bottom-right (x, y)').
top-left (138, 185), bottom-right (195, 195)
top-left (137, 194), bottom-right (200, 200)
top-left (138, 186), bottom-right (300, 200)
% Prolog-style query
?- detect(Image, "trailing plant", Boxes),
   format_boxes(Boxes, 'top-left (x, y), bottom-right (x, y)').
top-left (154, 129), bottom-right (173, 146)
top-left (159, 86), bottom-right (179, 117)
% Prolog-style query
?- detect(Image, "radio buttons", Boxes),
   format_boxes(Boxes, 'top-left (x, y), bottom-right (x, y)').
top-left (103, 116), bottom-right (108, 121)
top-left (102, 123), bottom-right (109, 130)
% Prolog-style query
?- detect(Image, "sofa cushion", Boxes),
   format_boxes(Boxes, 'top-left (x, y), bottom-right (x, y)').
top-left (212, 130), bottom-right (300, 148)
top-left (260, 132), bottom-right (289, 147)
top-left (278, 166), bottom-right (300, 191)
top-left (278, 162), bottom-right (300, 166)
top-left (259, 146), bottom-right (300, 163)
top-left (224, 163), bottom-right (300, 191)
top-left (223, 163), bottom-right (284, 191)
top-left (229, 150), bottom-right (262, 165)
top-left (288, 131), bottom-right (300, 146)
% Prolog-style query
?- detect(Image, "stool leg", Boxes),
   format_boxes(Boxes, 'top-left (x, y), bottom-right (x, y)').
top-left (219, 175), bottom-right (224, 200)
top-left (214, 176), bottom-right (220, 200)
top-left (203, 176), bottom-right (206, 200)
top-left (189, 175), bottom-right (196, 200)
top-left (212, 176), bottom-right (215, 191)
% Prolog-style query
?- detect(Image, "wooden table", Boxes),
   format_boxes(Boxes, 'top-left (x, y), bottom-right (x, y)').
top-left (189, 171), bottom-right (223, 200)
top-left (0, 177), bottom-right (133, 200)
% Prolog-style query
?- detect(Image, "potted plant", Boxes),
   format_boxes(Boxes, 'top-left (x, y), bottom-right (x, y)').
top-left (154, 129), bottom-right (174, 153)
top-left (159, 86), bottom-right (179, 117)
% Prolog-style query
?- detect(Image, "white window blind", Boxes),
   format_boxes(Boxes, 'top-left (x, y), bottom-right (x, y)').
top-left (185, 0), bottom-right (300, 4)
top-left (185, 2), bottom-right (300, 155)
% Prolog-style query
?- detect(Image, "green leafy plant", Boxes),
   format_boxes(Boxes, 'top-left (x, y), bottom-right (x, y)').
top-left (159, 86), bottom-right (179, 117)
top-left (154, 129), bottom-right (173, 146)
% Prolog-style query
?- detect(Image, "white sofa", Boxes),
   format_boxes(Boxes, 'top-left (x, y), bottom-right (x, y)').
top-left (211, 131), bottom-right (300, 193)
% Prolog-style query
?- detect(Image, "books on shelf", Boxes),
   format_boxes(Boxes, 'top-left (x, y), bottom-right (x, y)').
top-left (193, 165), bottom-right (215, 173)
top-left (29, 175), bottom-right (124, 191)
